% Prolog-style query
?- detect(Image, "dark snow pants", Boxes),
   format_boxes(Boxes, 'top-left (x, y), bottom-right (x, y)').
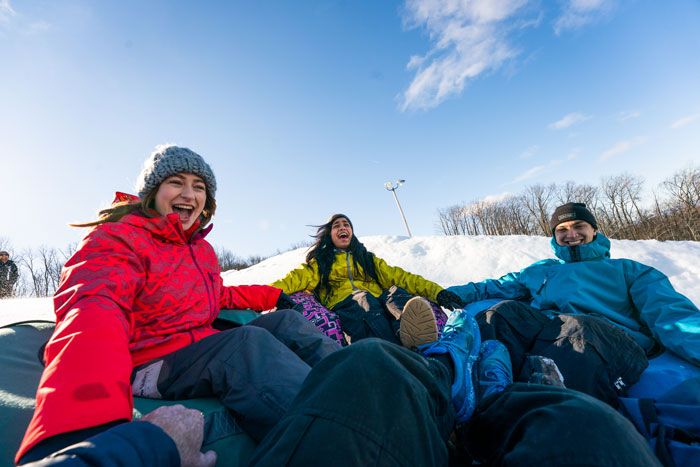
top-left (249, 339), bottom-right (660, 466)
top-left (476, 300), bottom-right (649, 406)
top-left (130, 309), bottom-right (340, 442)
top-left (331, 285), bottom-right (415, 345)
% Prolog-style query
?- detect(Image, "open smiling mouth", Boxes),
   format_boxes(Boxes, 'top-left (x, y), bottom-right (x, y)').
top-left (173, 204), bottom-right (194, 218)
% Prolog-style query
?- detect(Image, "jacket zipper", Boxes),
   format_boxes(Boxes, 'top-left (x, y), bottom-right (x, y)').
top-left (569, 245), bottom-right (581, 262)
top-left (536, 277), bottom-right (548, 303)
top-left (345, 252), bottom-right (358, 290)
top-left (189, 243), bottom-right (216, 328)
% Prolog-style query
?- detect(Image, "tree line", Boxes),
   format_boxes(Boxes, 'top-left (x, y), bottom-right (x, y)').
top-left (437, 165), bottom-right (700, 242)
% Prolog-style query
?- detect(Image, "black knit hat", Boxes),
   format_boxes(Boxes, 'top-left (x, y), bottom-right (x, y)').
top-left (549, 202), bottom-right (597, 235)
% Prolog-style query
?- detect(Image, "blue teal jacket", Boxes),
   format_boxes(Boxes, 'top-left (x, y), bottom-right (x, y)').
top-left (448, 234), bottom-right (700, 366)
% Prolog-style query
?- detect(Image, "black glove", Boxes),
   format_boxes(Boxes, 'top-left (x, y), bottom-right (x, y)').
top-left (436, 290), bottom-right (465, 311)
top-left (276, 292), bottom-right (304, 312)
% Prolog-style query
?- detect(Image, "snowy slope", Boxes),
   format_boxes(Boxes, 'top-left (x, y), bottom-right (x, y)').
top-left (222, 235), bottom-right (700, 306)
top-left (2, 235), bottom-right (699, 326)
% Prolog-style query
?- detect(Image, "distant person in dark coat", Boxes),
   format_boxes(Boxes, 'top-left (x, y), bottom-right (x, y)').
top-left (0, 251), bottom-right (19, 298)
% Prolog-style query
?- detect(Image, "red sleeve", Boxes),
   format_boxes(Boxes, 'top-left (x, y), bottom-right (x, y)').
top-left (17, 226), bottom-right (145, 462)
top-left (219, 282), bottom-right (282, 311)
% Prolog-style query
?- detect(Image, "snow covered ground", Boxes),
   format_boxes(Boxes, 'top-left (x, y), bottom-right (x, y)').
top-left (2, 234), bottom-right (700, 326)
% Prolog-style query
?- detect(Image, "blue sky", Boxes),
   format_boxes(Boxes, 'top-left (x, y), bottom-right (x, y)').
top-left (1, 0), bottom-right (699, 257)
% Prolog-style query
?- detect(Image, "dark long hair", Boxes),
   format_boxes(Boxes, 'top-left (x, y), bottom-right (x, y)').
top-left (306, 214), bottom-right (379, 296)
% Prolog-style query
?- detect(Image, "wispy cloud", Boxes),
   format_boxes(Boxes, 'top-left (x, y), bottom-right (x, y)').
top-left (483, 192), bottom-right (513, 204)
top-left (618, 110), bottom-right (641, 121)
top-left (0, 0), bottom-right (16, 24)
top-left (600, 136), bottom-right (647, 161)
top-left (511, 164), bottom-right (545, 183)
top-left (25, 20), bottom-right (50, 35)
top-left (670, 113), bottom-right (700, 129)
top-left (519, 145), bottom-right (539, 159)
top-left (0, 1), bottom-right (50, 35)
top-left (400, 0), bottom-right (533, 111)
top-left (463, 191), bottom-right (514, 214)
top-left (399, 1), bottom-right (618, 111)
top-left (553, 0), bottom-right (614, 35)
top-left (548, 112), bottom-right (590, 129)
top-left (506, 150), bottom-right (580, 185)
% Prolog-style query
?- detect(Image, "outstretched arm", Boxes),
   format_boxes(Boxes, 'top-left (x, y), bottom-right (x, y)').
top-left (16, 226), bottom-right (144, 462)
top-left (373, 256), bottom-right (443, 302)
top-left (270, 262), bottom-right (319, 295)
top-left (627, 262), bottom-right (700, 366)
top-left (447, 270), bottom-right (533, 305)
top-left (220, 282), bottom-right (282, 311)
top-left (20, 406), bottom-right (215, 467)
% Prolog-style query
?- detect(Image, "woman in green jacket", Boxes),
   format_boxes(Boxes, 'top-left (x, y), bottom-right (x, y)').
top-left (272, 214), bottom-right (463, 348)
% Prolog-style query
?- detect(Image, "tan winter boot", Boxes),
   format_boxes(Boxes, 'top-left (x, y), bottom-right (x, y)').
top-left (399, 297), bottom-right (438, 350)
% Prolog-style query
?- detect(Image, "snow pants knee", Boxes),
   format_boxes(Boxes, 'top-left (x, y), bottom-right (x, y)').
top-left (463, 383), bottom-right (660, 466)
top-left (476, 300), bottom-right (648, 406)
top-left (131, 309), bottom-right (340, 442)
top-left (249, 339), bottom-right (659, 466)
top-left (249, 338), bottom-right (455, 466)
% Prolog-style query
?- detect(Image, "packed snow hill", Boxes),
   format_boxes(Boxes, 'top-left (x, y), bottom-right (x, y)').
top-left (2, 234), bottom-right (700, 323)
top-left (222, 234), bottom-right (700, 306)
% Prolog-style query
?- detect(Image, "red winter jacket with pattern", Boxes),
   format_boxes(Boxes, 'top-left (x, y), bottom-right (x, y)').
top-left (17, 200), bottom-right (281, 461)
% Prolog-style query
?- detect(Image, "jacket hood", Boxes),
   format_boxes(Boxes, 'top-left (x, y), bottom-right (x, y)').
top-left (551, 232), bottom-right (611, 263)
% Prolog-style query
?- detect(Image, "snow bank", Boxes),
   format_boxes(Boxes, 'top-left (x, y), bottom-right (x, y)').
top-left (2, 235), bottom-right (699, 326)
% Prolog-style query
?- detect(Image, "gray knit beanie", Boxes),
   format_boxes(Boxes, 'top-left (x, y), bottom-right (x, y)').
top-left (136, 144), bottom-right (217, 199)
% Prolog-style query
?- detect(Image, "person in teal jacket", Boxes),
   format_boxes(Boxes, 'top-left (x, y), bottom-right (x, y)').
top-left (448, 202), bottom-right (700, 404)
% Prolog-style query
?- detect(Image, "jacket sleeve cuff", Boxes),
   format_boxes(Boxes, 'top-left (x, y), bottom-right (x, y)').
top-left (23, 421), bottom-right (180, 467)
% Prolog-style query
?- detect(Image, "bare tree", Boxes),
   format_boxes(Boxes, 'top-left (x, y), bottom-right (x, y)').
top-left (436, 195), bottom-right (536, 236)
top-left (661, 165), bottom-right (700, 241)
top-left (555, 181), bottom-right (599, 207)
top-left (520, 184), bottom-right (556, 236)
top-left (213, 246), bottom-right (273, 272)
top-left (437, 205), bottom-right (469, 236)
top-left (437, 165), bottom-right (700, 242)
top-left (16, 245), bottom-right (73, 297)
top-left (599, 174), bottom-right (648, 239)
top-left (214, 246), bottom-right (249, 272)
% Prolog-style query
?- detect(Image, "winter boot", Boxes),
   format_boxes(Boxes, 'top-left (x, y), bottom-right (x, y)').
top-left (420, 310), bottom-right (481, 423)
top-left (476, 340), bottom-right (513, 400)
top-left (400, 296), bottom-right (438, 350)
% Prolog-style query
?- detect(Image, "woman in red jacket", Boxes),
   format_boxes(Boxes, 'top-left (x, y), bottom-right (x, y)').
top-left (17, 144), bottom-right (339, 464)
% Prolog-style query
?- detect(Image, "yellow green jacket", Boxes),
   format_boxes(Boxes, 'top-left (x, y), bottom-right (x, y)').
top-left (271, 251), bottom-right (444, 309)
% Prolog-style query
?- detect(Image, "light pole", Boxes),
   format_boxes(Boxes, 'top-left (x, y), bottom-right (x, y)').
top-left (384, 179), bottom-right (412, 237)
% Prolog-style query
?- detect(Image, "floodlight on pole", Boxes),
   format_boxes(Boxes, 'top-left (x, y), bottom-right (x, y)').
top-left (384, 179), bottom-right (412, 237)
